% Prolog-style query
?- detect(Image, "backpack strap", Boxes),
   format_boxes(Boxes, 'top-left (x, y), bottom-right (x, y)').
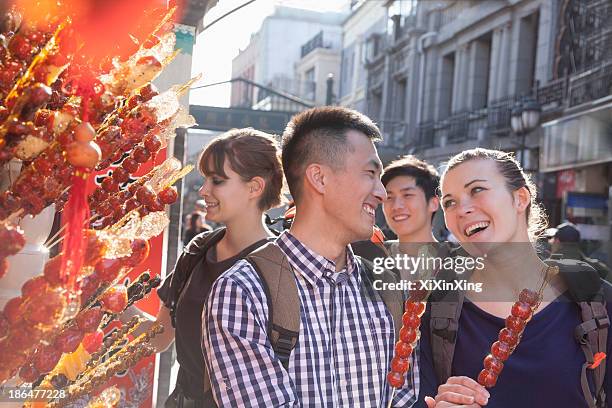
top-left (422, 242), bottom-right (465, 384)
top-left (576, 300), bottom-right (609, 408)
top-left (548, 258), bottom-right (609, 408)
top-left (246, 243), bottom-right (300, 369)
top-left (168, 228), bottom-right (226, 327)
top-left (429, 291), bottom-right (464, 384)
top-left (358, 257), bottom-right (403, 342)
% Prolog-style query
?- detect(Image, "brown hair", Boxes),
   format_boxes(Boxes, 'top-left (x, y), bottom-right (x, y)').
top-left (281, 106), bottom-right (381, 202)
top-left (198, 128), bottom-right (284, 211)
top-left (382, 155), bottom-right (440, 201)
top-left (441, 148), bottom-right (547, 241)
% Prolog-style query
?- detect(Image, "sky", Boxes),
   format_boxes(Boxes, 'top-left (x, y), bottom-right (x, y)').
top-left (189, 0), bottom-right (350, 107)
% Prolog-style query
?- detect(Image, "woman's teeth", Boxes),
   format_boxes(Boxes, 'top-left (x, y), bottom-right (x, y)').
top-left (465, 221), bottom-right (490, 237)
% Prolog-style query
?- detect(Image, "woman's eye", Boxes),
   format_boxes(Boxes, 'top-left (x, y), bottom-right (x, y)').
top-left (212, 178), bottom-right (223, 185)
top-left (442, 199), bottom-right (455, 209)
top-left (471, 186), bottom-right (485, 194)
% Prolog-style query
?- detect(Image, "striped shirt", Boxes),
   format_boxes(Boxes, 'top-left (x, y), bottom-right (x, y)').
top-left (202, 231), bottom-right (419, 407)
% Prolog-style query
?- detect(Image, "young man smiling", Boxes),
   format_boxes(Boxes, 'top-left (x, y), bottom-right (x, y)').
top-left (202, 107), bottom-right (419, 407)
top-left (382, 155), bottom-right (440, 249)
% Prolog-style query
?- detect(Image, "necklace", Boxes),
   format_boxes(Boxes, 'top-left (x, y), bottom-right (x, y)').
top-left (477, 264), bottom-right (558, 388)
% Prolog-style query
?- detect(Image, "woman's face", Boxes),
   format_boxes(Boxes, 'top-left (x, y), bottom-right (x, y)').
top-left (440, 159), bottom-right (529, 247)
top-left (198, 158), bottom-right (253, 224)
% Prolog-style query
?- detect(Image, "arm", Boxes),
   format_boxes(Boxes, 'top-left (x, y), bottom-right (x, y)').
top-left (120, 304), bottom-right (175, 352)
top-left (202, 266), bottom-right (299, 407)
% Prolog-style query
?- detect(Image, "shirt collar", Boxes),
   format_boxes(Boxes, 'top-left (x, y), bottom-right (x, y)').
top-left (276, 231), bottom-right (358, 286)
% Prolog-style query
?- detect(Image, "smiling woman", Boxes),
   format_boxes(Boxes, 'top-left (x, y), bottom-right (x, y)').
top-left (126, 128), bottom-right (285, 407)
top-left (416, 148), bottom-right (612, 408)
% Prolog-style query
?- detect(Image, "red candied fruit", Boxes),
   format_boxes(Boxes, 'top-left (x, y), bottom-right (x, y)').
top-left (483, 354), bottom-right (504, 375)
top-left (125, 239), bottom-right (150, 267)
top-left (402, 312), bottom-right (420, 329)
top-left (33, 345), bottom-right (62, 373)
top-left (94, 258), bottom-right (125, 283)
top-left (387, 371), bottom-right (405, 388)
top-left (498, 328), bottom-right (520, 347)
top-left (144, 135), bottom-right (162, 152)
top-left (404, 301), bottom-right (426, 316)
top-left (519, 289), bottom-right (539, 306)
top-left (0, 257), bottom-right (7, 279)
top-left (101, 177), bottom-right (119, 193)
top-left (76, 306), bottom-right (103, 333)
top-left (43, 255), bottom-right (64, 287)
top-left (82, 329), bottom-right (104, 353)
top-left (19, 365), bottom-right (40, 383)
top-left (390, 357), bottom-right (409, 373)
top-left (135, 186), bottom-right (156, 206)
top-left (21, 276), bottom-right (49, 298)
top-left (158, 186), bottom-right (178, 205)
top-left (505, 316), bottom-right (526, 333)
top-left (478, 369), bottom-right (498, 388)
top-left (54, 328), bottom-right (84, 353)
top-left (491, 341), bottom-right (512, 361)
top-left (4, 296), bottom-right (23, 325)
top-left (394, 341), bottom-right (413, 358)
top-left (121, 157), bottom-right (140, 174)
top-left (99, 285), bottom-right (128, 314)
top-left (399, 327), bottom-right (418, 344)
top-left (0, 224), bottom-right (26, 256)
top-left (510, 301), bottom-right (533, 321)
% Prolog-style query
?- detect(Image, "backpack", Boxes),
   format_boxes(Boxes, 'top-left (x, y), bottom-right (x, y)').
top-left (245, 242), bottom-right (404, 368)
top-left (428, 256), bottom-right (609, 408)
top-left (168, 229), bottom-right (403, 378)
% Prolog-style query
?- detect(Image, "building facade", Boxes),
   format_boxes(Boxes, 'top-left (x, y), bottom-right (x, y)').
top-left (338, 0), bottom-right (387, 113)
top-left (230, 6), bottom-right (346, 109)
top-left (294, 28), bottom-right (342, 106)
top-left (356, 0), bottom-right (611, 239)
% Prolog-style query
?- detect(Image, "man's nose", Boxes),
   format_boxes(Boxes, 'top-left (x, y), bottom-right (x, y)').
top-left (373, 178), bottom-right (387, 204)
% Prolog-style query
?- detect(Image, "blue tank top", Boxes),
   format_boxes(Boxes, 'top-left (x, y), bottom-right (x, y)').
top-left (416, 294), bottom-right (612, 407)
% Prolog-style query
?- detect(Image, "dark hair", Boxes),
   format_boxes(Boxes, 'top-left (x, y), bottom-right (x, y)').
top-left (198, 128), bottom-right (284, 211)
top-left (381, 155), bottom-right (440, 202)
top-left (441, 148), bottom-right (547, 241)
top-left (281, 106), bottom-right (381, 202)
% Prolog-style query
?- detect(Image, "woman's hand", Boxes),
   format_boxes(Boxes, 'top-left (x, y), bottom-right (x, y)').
top-left (424, 376), bottom-right (489, 407)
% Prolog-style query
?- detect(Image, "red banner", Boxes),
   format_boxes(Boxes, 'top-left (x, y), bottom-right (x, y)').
top-left (556, 169), bottom-right (576, 199)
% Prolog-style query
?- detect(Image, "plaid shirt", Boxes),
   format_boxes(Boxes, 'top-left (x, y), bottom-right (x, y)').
top-left (202, 231), bottom-right (419, 407)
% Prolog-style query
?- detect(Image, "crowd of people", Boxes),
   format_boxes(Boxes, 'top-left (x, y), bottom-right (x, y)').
top-left (128, 106), bottom-right (610, 408)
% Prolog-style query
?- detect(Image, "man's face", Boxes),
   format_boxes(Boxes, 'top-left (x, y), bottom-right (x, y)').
top-left (383, 175), bottom-right (438, 239)
top-left (322, 130), bottom-right (386, 243)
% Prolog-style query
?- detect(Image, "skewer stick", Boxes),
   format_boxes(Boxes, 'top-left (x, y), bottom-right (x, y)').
top-left (387, 388), bottom-right (396, 408)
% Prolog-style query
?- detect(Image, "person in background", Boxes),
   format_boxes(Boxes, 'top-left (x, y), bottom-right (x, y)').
top-left (183, 211), bottom-right (212, 246)
top-left (382, 155), bottom-right (440, 246)
top-left (125, 128), bottom-right (284, 408)
top-left (380, 155), bottom-right (444, 277)
top-left (547, 221), bottom-right (611, 282)
top-left (202, 106), bottom-right (419, 407)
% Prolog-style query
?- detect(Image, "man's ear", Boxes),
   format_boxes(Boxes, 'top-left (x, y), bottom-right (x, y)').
top-left (514, 186), bottom-right (530, 214)
top-left (248, 176), bottom-right (265, 199)
top-left (428, 196), bottom-right (440, 213)
top-left (304, 163), bottom-right (327, 194)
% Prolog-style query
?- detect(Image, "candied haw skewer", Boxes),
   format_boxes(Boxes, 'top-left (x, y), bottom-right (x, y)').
top-left (477, 267), bottom-right (556, 389)
top-left (387, 300), bottom-right (426, 389)
top-left (0, 223), bottom-right (26, 279)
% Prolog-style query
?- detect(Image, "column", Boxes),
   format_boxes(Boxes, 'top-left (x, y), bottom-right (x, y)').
top-left (488, 27), bottom-right (502, 103)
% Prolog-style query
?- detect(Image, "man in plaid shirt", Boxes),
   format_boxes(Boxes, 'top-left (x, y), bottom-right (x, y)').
top-left (202, 107), bottom-right (419, 407)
